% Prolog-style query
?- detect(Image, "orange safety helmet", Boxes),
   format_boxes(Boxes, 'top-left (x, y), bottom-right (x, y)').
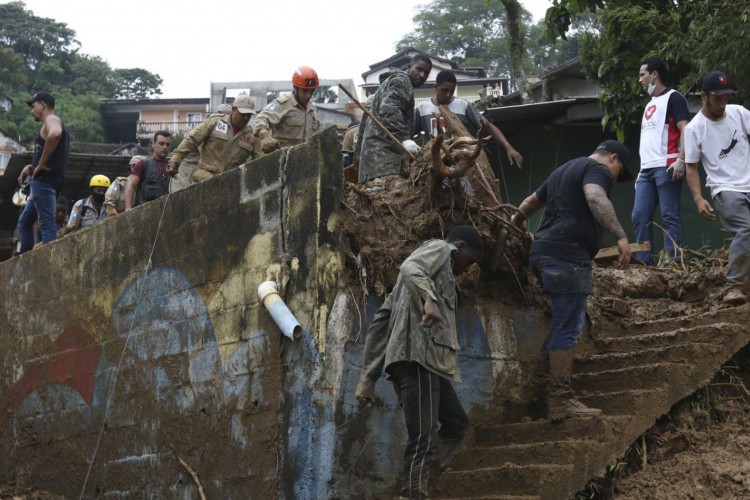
top-left (292, 66), bottom-right (319, 89)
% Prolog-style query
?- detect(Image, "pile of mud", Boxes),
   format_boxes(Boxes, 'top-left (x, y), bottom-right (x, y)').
top-left (605, 344), bottom-right (750, 499)
top-left (341, 109), bottom-right (529, 297)
top-left (0, 483), bottom-right (66, 499)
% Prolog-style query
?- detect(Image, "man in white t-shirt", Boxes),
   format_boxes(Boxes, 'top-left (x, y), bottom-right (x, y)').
top-left (684, 71), bottom-right (750, 305)
top-left (413, 70), bottom-right (523, 168)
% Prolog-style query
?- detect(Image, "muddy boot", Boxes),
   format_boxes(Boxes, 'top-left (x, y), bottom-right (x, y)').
top-left (529, 350), bottom-right (550, 400)
top-left (723, 285), bottom-right (747, 306)
top-left (548, 349), bottom-right (601, 421)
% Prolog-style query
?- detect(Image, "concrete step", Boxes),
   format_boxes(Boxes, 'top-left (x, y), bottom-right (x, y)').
top-left (574, 342), bottom-right (720, 373)
top-left (577, 387), bottom-right (669, 415)
top-left (592, 323), bottom-right (742, 353)
top-left (591, 309), bottom-right (709, 339)
top-left (474, 415), bottom-right (629, 447)
top-left (571, 362), bottom-right (687, 393)
top-left (437, 496), bottom-right (541, 500)
top-left (435, 463), bottom-right (573, 498)
top-left (451, 439), bottom-right (602, 469)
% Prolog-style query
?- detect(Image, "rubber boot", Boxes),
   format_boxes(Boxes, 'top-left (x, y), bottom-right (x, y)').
top-left (529, 350), bottom-right (550, 400)
top-left (548, 349), bottom-right (601, 421)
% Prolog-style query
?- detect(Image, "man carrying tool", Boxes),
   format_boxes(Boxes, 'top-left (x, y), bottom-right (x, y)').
top-left (511, 140), bottom-right (634, 420)
top-left (354, 54), bottom-right (433, 183)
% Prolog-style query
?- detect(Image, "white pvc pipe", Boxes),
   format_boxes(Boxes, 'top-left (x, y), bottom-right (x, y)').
top-left (257, 281), bottom-right (301, 340)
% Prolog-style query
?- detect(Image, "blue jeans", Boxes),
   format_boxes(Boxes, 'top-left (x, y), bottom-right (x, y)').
top-left (530, 254), bottom-right (592, 352)
top-left (388, 361), bottom-right (468, 499)
top-left (631, 167), bottom-right (683, 265)
top-left (18, 179), bottom-right (57, 253)
top-left (713, 191), bottom-right (750, 286)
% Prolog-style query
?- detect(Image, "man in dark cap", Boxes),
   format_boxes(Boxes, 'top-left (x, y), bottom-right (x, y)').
top-left (511, 140), bottom-right (633, 420)
top-left (16, 91), bottom-right (69, 253)
top-left (685, 71), bottom-right (750, 305)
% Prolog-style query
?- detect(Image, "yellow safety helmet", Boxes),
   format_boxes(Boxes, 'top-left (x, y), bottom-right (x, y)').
top-left (90, 174), bottom-right (111, 188)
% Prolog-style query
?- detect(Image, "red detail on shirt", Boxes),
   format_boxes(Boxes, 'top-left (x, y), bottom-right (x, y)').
top-left (645, 104), bottom-right (657, 121)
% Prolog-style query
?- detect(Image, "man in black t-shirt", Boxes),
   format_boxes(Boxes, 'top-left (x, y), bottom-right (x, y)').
top-left (511, 140), bottom-right (634, 421)
top-left (17, 91), bottom-right (69, 253)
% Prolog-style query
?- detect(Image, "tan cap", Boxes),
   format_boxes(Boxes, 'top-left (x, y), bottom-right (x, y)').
top-left (233, 94), bottom-right (256, 114)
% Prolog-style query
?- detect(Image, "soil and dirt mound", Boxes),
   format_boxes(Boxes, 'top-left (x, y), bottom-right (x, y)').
top-left (341, 107), bottom-right (529, 297)
top-left (0, 483), bottom-right (66, 499)
top-left (583, 345), bottom-right (750, 499)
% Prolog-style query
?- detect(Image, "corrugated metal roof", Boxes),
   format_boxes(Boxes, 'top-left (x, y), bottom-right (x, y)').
top-left (483, 98), bottom-right (600, 125)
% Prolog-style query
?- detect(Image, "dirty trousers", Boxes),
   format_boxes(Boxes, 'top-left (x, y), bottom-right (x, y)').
top-left (531, 254), bottom-right (592, 351)
top-left (714, 190), bottom-right (750, 286)
top-left (388, 361), bottom-right (468, 498)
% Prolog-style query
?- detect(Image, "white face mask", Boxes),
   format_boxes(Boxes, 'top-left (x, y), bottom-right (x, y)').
top-left (646, 73), bottom-right (657, 96)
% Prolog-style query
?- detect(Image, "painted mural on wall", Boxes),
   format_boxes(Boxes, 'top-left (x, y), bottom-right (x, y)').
top-left (7, 266), bottom-right (278, 497)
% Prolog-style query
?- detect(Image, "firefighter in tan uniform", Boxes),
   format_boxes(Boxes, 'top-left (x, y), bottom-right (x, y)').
top-left (167, 94), bottom-right (261, 183)
top-left (170, 103), bottom-right (232, 192)
top-left (253, 66), bottom-right (321, 154)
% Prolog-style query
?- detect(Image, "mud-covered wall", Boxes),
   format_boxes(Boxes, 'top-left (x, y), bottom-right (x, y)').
top-left (0, 127), bottom-right (343, 498)
top-left (0, 125), bottom-right (552, 499)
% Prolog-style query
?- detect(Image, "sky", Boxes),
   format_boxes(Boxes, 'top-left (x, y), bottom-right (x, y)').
top-left (10, 0), bottom-right (553, 98)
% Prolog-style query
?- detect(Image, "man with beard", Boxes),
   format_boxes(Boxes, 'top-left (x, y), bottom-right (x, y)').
top-left (16, 91), bottom-right (69, 253)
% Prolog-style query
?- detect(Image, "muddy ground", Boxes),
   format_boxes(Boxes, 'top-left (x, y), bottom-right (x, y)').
top-left (0, 483), bottom-right (66, 499)
top-left (609, 346), bottom-right (750, 500)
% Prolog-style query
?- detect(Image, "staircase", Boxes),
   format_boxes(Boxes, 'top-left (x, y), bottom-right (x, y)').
top-left (432, 300), bottom-right (750, 499)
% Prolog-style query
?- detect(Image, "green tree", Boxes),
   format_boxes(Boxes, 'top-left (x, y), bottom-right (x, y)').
top-left (0, 1), bottom-right (163, 143)
top-left (526, 11), bottom-right (597, 73)
top-left (0, 1), bottom-right (78, 70)
top-left (396, 0), bottom-right (531, 77)
top-left (545, 0), bottom-right (750, 137)
top-left (0, 45), bottom-right (29, 91)
top-left (69, 54), bottom-right (117, 96)
top-left (113, 68), bottom-right (163, 99)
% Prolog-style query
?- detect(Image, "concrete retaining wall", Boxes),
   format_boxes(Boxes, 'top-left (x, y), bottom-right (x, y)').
top-left (0, 126), bottom-right (550, 498)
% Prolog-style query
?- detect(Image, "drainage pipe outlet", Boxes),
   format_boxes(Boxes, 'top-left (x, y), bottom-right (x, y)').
top-left (257, 281), bottom-right (301, 340)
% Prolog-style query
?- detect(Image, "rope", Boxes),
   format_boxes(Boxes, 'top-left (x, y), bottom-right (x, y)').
top-left (78, 179), bottom-right (173, 499)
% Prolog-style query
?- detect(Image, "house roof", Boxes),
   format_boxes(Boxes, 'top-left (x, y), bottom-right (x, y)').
top-left (361, 47), bottom-right (489, 83)
top-left (100, 98), bottom-right (209, 107)
top-left (483, 97), bottom-right (600, 126)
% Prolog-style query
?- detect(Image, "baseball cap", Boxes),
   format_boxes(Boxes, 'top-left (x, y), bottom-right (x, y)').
top-left (596, 140), bottom-right (634, 182)
top-left (702, 71), bottom-right (737, 96)
top-left (26, 91), bottom-right (55, 108)
top-left (232, 94), bottom-right (256, 114)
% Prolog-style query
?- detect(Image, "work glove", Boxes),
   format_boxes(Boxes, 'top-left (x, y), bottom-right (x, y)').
top-left (261, 135), bottom-right (281, 154)
top-left (667, 158), bottom-right (685, 181)
top-left (402, 139), bottom-right (420, 155)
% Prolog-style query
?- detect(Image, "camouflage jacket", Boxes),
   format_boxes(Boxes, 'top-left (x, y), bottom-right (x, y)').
top-left (169, 114), bottom-right (261, 183)
top-left (354, 68), bottom-right (415, 183)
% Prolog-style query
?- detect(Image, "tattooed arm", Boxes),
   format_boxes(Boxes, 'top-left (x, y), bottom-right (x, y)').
top-left (583, 183), bottom-right (630, 269)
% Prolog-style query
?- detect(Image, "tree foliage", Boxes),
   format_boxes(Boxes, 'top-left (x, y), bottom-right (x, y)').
top-left (0, 1), bottom-right (78, 70)
top-left (396, 0), bottom-right (521, 77)
top-left (545, 0), bottom-right (750, 137)
top-left (0, 1), bottom-right (163, 144)
top-left (113, 68), bottom-right (163, 100)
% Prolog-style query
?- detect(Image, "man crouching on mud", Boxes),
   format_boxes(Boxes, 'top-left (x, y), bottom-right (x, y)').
top-left (355, 225), bottom-right (483, 499)
top-left (511, 140), bottom-right (633, 421)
